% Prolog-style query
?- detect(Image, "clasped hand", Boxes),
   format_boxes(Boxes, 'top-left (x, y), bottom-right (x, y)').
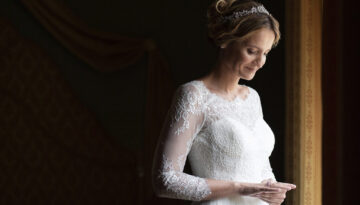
top-left (239, 179), bottom-right (296, 205)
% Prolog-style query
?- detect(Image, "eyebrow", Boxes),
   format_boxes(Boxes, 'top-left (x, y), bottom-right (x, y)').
top-left (247, 44), bottom-right (271, 52)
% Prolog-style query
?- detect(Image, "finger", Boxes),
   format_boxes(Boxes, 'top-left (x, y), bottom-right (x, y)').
top-left (251, 195), bottom-right (272, 203)
top-left (276, 182), bottom-right (296, 189)
top-left (269, 182), bottom-right (296, 190)
top-left (259, 192), bottom-right (286, 199)
top-left (253, 192), bottom-right (286, 205)
top-left (258, 186), bottom-right (282, 193)
top-left (251, 191), bottom-right (283, 200)
top-left (261, 178), bottom-right (275, 184)
top-left (266, 179), bottom-right (276, 187)
top-left (262, 190), bottom-right (287, 195)
top-left (254, 195), bottom-right (284, 204)
top-left (269, 178), bottom-right (276, 183)
top-left (258, 195), bottom-right (284, 203)
top-left (248, 188), bottom-right (279, 197)
top-left (253, 192), bottom-right (285, 199)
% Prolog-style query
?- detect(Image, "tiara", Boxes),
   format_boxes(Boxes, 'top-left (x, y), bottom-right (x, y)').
top-left (222, 5), bottom-right (270, 22)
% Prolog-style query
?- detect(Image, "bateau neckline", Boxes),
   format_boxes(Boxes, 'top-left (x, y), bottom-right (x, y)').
top-left (193, 80), bottom-right (251, 103)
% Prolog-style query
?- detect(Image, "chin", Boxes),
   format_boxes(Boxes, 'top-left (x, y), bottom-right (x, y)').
top-left (239, 69), bottom-right (257, 80)
top-left (242, 74), bottom-right (256, 81)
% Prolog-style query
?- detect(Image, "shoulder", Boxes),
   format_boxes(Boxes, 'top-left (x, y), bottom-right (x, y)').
top-left (241, 84), bottom-right (260, 99)
top-left (170, 81), bottom-right (206, 116)
top-left (174, 80), bottom-right (205, 102)
top-left (178, 80), bottom-right (203, 94)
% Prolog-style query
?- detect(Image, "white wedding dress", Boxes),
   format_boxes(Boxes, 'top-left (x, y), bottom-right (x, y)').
top-left (152, 80), bottom-right (276, 205)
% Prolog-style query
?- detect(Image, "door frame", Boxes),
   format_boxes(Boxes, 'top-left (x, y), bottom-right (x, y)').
top-left (285, 0), bottom-right (323, 204)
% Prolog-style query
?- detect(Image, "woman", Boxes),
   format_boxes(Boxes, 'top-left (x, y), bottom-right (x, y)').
top-left (152, 0), bottom-right (296, 204)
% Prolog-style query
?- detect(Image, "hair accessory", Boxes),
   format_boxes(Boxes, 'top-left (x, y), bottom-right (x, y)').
top-left (222, 5), bottom-right (270, 22)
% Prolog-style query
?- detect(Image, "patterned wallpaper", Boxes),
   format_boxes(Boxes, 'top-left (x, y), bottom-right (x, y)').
top-left (0, 18), bottom-right (140, 204)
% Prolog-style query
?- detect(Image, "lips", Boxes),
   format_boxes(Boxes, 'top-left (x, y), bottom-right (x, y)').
top-left (246, 66), bottom-right (257, 71)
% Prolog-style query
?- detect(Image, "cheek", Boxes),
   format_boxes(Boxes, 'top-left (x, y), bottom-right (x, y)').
top-left (238, 53), bottom-right (254, 65)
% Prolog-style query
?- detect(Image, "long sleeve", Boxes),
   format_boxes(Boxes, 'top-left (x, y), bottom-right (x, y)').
top-left (152, 84), bottom-right (211, 201)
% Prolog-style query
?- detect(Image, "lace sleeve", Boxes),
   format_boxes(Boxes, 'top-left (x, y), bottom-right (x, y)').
top-left (152, 83), bottom-right (211, 201)
top-left (252, 87), bottom-right (264, 118)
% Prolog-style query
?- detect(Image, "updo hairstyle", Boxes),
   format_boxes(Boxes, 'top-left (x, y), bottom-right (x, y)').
top-left (207, 0), bottom-right (280, 48)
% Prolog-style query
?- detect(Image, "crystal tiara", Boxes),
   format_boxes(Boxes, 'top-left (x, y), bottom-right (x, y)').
top-left (222, 5), bottom-right (270, 22)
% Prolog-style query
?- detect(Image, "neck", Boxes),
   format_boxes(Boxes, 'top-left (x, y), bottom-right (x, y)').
top-left (205, 59), bottom-right (241, 94)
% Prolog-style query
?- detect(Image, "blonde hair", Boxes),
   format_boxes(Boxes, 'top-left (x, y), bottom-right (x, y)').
top-left (207, 0), bottom-right (280, 48)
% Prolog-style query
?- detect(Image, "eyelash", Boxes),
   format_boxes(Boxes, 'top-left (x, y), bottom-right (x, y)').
top-left (247, 49), bottom-right (256, 55)
top-left (247, 49), bottom-right (268, 57)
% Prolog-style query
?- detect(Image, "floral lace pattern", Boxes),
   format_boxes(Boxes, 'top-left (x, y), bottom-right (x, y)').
top-left (157, 154), bottom-right (212, 201)
top-left (152, 81), bottom-right (276, 204)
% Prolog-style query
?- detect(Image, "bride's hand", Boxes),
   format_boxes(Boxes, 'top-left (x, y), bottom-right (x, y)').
top-left (250, 179), bottom-right (296, 205)
top-left (236, 182), bottom-right (281, 197)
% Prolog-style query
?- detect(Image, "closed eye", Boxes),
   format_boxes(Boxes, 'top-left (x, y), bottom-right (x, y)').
top-left (247, 48), bottom-right (257, 55)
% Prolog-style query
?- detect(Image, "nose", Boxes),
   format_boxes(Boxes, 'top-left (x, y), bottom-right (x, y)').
top-left (254, 55), bottom-right (266, 69)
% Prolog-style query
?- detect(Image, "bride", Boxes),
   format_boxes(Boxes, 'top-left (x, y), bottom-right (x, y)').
top-left (152, 0), bottom-right (296, 204)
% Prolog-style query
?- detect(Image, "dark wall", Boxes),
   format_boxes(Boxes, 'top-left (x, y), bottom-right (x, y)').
top-left (342, 0), bottom-right (360, 203)
top-left (323, 0), bottom-right (360, 204)
top-left (0, 0), bottom-right (149, 149)
top-left (253, 0), bottom-right (286, 182)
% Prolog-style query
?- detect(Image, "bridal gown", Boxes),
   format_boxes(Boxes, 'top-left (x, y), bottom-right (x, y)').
top-left (152, 80), bottom-right (276, 205)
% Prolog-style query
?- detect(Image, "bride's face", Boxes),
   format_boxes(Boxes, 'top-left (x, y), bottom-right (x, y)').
top-left (221, 28), bottom-right (275, 80)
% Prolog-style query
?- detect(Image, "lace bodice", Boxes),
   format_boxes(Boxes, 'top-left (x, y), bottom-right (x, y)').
top-left (152, 80), bottom-right (276, 204)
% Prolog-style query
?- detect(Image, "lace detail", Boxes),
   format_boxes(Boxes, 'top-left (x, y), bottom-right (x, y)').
top-left (152, 80), bottom-right (276, 204)
top-left (196, 80), bottom-right (261, 131)
top-left (152, 83), bottom-right (211, 201)
top-left (169, 83), bottom-right (206, 136)
top-left (157, 155), bottom-right (211, 201)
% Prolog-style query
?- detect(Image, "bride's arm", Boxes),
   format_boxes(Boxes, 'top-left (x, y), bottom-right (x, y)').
top-left (151, 84), bottom-right (280, 201)
top-left (151, 84), bottom-right (210, 201)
